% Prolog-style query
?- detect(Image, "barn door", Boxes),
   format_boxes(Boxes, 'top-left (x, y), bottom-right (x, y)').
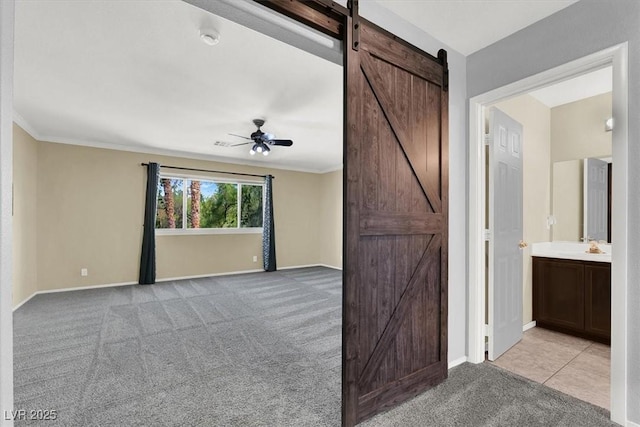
top-left (343, 12), bottom-right (449, 427)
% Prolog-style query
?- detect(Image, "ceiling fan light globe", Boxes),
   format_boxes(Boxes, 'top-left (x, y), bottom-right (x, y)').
top-left (239, 120), bottom-right (291, 158)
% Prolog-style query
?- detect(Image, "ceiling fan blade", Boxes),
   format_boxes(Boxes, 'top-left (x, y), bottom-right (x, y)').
top-left (269, 139), bottom-right (293, 147)
top-left (230, 142), bottom-right (252, 147)
top-left (229, 133), bottom-right (251, 140)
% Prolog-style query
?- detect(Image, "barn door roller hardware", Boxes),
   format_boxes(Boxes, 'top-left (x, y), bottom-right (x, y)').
top-left (438, 49), bottom-right (449, 91)
top-left (348, 0), bottom-right (360, 51)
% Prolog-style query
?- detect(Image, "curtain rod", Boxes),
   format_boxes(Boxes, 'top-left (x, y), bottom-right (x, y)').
top-left (140, 163), bottom-right (273, 179)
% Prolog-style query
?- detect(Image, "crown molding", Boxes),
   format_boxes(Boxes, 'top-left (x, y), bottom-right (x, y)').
top-left (12, 110), bottom-right (339, 175)
top-left (12, 111), bottom-right (42, 140)
top-left (318, 164), bottom-right (343, 174)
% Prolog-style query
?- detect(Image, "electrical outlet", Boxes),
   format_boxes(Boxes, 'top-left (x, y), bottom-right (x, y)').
top-left (81, 268), bottom-right (88, 277)
top-left (252, 256), bottom-right (257, 263)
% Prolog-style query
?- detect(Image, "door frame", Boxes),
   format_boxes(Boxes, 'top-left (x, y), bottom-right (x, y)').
top-left (0, 0), bottom-right (14, 420)
top-left (467, 43), bottom-right (628, 424)
top-left (2, 1), bottom-right (451, 426)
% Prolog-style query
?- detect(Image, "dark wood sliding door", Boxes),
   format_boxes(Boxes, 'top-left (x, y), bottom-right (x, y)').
top-left (254, 2), bottom-right (449, 425)
top-left (342, 15), bottom-right (449, 426)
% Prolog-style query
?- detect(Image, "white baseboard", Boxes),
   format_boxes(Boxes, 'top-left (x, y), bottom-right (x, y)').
top-left (626, 420), bottom-right (640, 427)
top-left (13, 264), bottom-right (341, 311)
top-left (156, 269), bottom-right (263, 282)
top-left (36, 280), bottom-right (137, 294)
top-left (278, 263), bottom-right (341, 271)
top-left (159, 264), bottom-right (340, 280)
top-left (318, 264), bottom-right (342, 271)
top-left (448, 356), bottom-right (467, 369)
top-left (16, 267), bottom-right (275, 305)
top-left (278, 264), bottom-right (320, 271)
top-left (12, 292), bottom-right (37, 312)
top-left (13, 280), bottom-right (137, 311)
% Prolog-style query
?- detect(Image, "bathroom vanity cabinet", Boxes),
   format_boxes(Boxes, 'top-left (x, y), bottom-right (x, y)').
top-left (532, 257), bottom-right (611, 344)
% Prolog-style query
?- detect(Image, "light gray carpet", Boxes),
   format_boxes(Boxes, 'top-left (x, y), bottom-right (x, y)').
top-left (362, 363), bottom-right (615, 427)
top-left (14, 267), bottom-right (342, 426)
top-left (14, 266), bottom-right (615, 426)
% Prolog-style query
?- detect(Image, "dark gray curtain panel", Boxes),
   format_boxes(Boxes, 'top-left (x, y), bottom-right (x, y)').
top-left (263, 175), bottom-right (276, 272)
top-left (139, 162), bottom-right (159, 284)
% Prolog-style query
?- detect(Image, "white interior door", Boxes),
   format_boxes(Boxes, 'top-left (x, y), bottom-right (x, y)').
top-left (488, 107), bottom-right (524, 361)
top-left (583, 157), bottom-right (608, 242)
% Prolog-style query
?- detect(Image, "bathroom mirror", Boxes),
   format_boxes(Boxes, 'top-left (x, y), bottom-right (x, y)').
top-left (551, 157), bottom-right (612, 242)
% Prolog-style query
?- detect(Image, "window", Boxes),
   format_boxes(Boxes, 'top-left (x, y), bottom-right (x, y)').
top-left (156, 175), bottom-right (263, 233)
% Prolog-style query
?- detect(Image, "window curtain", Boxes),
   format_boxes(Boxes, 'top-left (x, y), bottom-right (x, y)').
top-left (263, 174), bottom-right (277, 272)
top-left (139, 162), bottom-right (159, 284)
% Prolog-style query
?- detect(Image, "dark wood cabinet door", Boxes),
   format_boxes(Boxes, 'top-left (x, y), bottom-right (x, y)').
top-left (533, 258), bottom-right (585, 332)
top-left (584, 262), bottom-right (611, 339)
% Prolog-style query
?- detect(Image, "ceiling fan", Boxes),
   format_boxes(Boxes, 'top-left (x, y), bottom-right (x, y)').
top-left (222, 119), bottom-right (294, 156)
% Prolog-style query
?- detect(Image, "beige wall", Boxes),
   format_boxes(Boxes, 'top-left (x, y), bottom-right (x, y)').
top-left (35, 142), bottom-right (330, 291)
top-left (36, 143), bottom-right (144, 290)
top-left (11, 132), bottom-right (340, 304)
top-left (12, 124), bottom-right (38, 307)
top-left (318, 170), bottom-right (342, 268)
top-left (492, 94), bottom-right (551, 325)
top-left (551, 92), bottom-right (612, 163)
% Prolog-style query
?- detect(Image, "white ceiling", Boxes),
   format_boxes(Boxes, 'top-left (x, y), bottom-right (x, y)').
top-left (375, 0), bottom-right (579, 55)
top-left (14, 0), bottom-right (589, 173)
top-left (14, 0), bottom-right (343, 173)
top-left (529, 67), bottom-right (612, 108)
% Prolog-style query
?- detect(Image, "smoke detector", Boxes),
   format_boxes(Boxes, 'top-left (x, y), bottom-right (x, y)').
top-left (199, 29), bottom-right (220, 46)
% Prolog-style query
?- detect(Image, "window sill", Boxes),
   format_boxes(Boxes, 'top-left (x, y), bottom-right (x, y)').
top-left (156, 228), bottom-right (263, 236)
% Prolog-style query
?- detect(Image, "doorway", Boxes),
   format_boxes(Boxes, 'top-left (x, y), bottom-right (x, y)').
top-left (468, 44), bottom-right (629, 423)
top-left (1, 1), bottom-right (450, 426)
top-left (14, 2), bottom-right (343, 424)
top-left (483, 66), bottom-right (613, 408)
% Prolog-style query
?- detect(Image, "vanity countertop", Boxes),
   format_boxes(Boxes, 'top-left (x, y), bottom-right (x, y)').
top-left (531, 241), bottom-right (611, 263)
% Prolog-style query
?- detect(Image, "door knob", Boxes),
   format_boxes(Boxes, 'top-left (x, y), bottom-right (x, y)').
top-left (518, 240), bottom-right (528, 249)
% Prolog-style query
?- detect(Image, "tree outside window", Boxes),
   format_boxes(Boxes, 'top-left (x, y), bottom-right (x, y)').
top-left (156, 176), bottom-right (263, 230)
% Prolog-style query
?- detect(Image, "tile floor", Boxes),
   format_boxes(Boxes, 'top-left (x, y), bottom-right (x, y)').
top-left (490, 327), bottom-right (610, 409)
